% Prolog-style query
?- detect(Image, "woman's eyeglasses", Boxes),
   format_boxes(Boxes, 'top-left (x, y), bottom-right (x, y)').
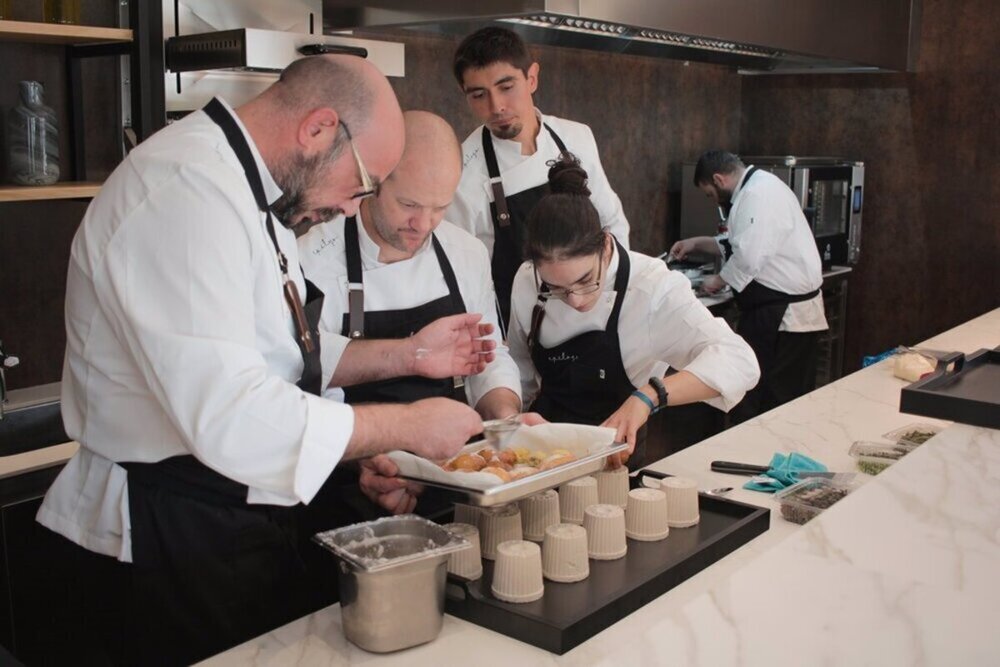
top-left (340, 121), bottom-right (377, 201)
top-left (535, 251), bottom-right (604, 300)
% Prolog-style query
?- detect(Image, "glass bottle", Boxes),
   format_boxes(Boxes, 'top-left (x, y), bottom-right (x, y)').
top-left (43, 0), bottom-right (81, 25)
top-left (7, 81), bottom-right (60, 186)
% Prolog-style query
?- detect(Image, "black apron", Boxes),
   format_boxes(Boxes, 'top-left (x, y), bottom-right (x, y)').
top-left (483, 123), bottom-right (568, 331)
top-left (726, 167), bottom-right (821, 421)
top-left (340, 214), bottom-right (468, 404)
top-left (528, 239), bottom-right (646, 464)
top-left (116, 98), bottom-right (328, 666)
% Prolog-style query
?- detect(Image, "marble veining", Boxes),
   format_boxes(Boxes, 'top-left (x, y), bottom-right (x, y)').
top-left (201, 309), bottom-right (1000, 666)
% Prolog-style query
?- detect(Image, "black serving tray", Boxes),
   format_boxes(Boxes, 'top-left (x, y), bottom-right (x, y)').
top-left (443, 470), bottom-right (770, 654)
top-left (900, 347), bottom-right (1000, 429)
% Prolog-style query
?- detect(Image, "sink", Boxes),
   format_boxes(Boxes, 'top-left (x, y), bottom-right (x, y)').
top-left (0, 401), bottom-right (69, 456)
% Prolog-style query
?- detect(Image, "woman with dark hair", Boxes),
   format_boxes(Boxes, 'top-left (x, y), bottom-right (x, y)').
top-left (507, 154), bottom-right (760, 467)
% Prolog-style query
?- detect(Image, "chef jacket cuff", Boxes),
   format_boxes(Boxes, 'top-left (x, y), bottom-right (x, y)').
top-left (294, 396), bottom-right (354, 504)
top-left (468, 369), bottom-right (523, 411)
top-left (320, 329), bottom-right (351, 392)
top-left (719, 262), bottom-right (753, 293)
top-left (683, 350), bottom-right (748, 413)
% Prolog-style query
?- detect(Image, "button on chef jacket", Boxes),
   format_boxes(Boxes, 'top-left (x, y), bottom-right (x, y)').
top-left (715, 167), bottom-right (828, 332)
top-left (506, 245), bottom-right (761, 411)
top-left (36, 99), bottom-right (354, 563)
top-left (298, 212), bottom-right (522, 406)
top-left (448, 110), bottom-right (631, 258)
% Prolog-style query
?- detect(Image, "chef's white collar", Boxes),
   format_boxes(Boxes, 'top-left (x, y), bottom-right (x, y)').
top-left (730, 164), bottom-right (756, 207)
top-left (211, 97), bottom-right (284, 207)
top-left (487, 108), bottom-right (550, 156)
top-left (601, 236), bottom-right (622, 293)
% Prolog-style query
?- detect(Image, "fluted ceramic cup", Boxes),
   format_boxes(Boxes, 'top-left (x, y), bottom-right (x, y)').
top-left (583, 504), bottom-right (628, 560)
top-left (559, 476), bottom-right (599, 525)
top-left (453, 503), bottom-right (482, 526)
top-left (443, 522), bottom-right (483, 580)
top-left (541, 523), bottom-right (590, 582)
top-left (661, 476), bottom-right (701, 527)
top-left (478, 504), bottom-right (523, 560)
top-left (519, 490), bottom-right (561, 541)
top-left (595, 466), bottom-right (630, 508)
top-left (491, 540), bottom-right (544, 603)
top-left (624, 488), bottom-right (670, 541)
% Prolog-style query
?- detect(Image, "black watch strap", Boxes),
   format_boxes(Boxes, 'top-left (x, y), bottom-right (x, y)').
top-left (649, 376), bottom-right (668, 412)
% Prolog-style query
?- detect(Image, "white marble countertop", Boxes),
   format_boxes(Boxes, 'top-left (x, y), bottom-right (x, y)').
top-left (203, 308), bottom-right (1000, 666)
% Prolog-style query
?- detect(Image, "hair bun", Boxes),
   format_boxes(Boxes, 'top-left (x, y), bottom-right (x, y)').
top-left (547, 152), bottom-right (591, 197)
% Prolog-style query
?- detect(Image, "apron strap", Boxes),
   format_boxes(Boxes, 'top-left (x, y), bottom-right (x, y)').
top-left (202, 98), bottom-right (323, 395)
top-left (430, 233), bottom-right (467, 314)
top-left (343, 216), bottom-right (366, 339)
top-left (481, 122), bottom-right (570, 230)
top-left (528, 236), bottom-right (630, 350)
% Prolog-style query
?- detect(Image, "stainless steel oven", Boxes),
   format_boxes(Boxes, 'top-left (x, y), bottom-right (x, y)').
top-left (681, 156), bottom-right (865, 266)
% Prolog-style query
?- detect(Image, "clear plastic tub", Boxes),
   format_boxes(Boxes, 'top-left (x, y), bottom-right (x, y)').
top-left (848, 440), bottom-right (910, 475)
top-left (882, 422), bottom-right (944, 448)
top-left (774, 478), bottom-right (854, 525)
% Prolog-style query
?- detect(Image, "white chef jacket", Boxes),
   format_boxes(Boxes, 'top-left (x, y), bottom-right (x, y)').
top-left (36, 99), bottom-right (354, 563)
top-left (716, 167), bottom-right (828, 332)
top-left (448, 110), bottom-right (631, 257)
top-left (297, 213), bottom-right (521, 406)
top-left (507, 244), bottom-right (760, 412)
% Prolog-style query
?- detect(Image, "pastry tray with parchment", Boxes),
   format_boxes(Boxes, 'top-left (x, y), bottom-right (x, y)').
top-left (387, 424), bottom-right (628, 507)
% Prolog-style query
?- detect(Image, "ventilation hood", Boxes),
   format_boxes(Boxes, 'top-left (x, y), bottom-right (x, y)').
top-left (324, 0), bottom-right (922, 73)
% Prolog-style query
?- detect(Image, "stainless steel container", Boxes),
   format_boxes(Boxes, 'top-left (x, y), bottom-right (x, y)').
top-left (314, 515), bottom-right (471, 653)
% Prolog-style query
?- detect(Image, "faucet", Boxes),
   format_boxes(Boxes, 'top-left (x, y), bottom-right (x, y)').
top-left (0, 340), bottom-right (19, 420)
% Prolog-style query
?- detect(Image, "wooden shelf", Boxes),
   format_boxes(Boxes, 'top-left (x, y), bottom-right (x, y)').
top-left (0, 19), bottom-right (132, 44)
top-left (0, 182), bottom-right (102, 202)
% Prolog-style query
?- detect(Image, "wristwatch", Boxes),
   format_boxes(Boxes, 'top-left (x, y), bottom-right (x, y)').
top-left (648, 376), bottom-right (668, 413)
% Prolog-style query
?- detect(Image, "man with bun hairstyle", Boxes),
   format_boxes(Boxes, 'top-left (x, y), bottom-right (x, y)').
top-left (506, 153), bottom-right (759, 467)
top-left (448, 26), bottom-right (631, 332)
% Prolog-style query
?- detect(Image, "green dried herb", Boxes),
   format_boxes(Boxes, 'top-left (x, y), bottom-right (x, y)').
top-left (900, 429), bottom-right (935, 445)
top-left (857, 460), bottom-right (891, 475)
top-left (779, 485), bottom-right (850, 524)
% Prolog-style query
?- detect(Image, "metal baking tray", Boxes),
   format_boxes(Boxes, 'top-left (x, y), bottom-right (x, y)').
top-left (901, 347), bottom-right (1000, 429)
top-left (444, 469), bottom-right (770, 654)
top-left (400, 442), bottom-right (629, 508)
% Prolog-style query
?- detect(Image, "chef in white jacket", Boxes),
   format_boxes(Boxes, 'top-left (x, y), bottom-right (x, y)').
top-left (35, 56), bottom-right (486, 666)
top-left (671, 150), bottom-right (828, 422)
top-left (300, 110), bottom-right (522, 418)
top-left (508, 154), bottom-right (759, 468)
top-left (447, 26), bottom-right (630, 330)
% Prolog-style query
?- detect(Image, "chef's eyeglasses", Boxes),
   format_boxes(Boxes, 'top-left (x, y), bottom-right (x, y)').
top-left (535, 250), bottom-right (605, 300)
top-left (340, 121), bottom-right (377, 201)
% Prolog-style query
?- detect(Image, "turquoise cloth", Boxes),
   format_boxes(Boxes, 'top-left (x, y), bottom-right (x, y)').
top-left (742, 452), bottom-right (828, 493)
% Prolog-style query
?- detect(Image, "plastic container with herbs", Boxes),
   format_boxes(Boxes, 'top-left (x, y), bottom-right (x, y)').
top-left (774, 478), bottom-right (855, 525)
top-left (882, 422), bottom-right (944, 448)
top-left (848, 441), bottom-right (912, 475)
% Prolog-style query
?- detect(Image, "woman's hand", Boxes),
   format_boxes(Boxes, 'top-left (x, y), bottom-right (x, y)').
top-left (600, 393), bottom-right (652, 468)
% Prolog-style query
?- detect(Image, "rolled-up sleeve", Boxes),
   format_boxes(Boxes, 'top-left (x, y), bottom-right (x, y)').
top-left (96, 163), bottom-right (351, 504)
top-left (644, 271), bottom-right (760, 412)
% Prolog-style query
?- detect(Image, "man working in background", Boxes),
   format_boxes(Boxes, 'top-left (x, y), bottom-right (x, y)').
top-left (448, 26), bottom-right (631, 331)
top-left (671, 150), bottom-right (827, 422)
top-left (37, 55), bottom-right (487, 666)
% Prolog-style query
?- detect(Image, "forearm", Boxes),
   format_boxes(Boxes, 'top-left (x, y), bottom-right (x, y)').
top-left (689, 236), bottom-right (723, 258)
top-left (636, 370), bottom-right (720, 409)
top-left (342, 403), bottom-right (411, 460)
top-left (329, 338), bottom-right (415, 388)
top-left (474, 387), bottom-right (522, 420)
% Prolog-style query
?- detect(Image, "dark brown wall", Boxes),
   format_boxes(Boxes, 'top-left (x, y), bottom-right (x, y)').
top-left (362, 30), bottom-right (743, 254)
top-left (740, 0), bottom-right (1000, 369)
top-left (0, 0), bottom-right (119, 389)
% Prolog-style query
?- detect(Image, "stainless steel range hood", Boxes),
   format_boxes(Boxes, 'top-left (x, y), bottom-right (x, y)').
top-left (324, 0), bottom-right (922, 73)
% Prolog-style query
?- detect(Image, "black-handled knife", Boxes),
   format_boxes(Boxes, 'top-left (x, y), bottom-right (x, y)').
top-left (710, 460), bottom-right (770, 475)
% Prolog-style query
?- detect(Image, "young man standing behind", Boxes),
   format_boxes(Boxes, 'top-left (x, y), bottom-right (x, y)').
top-left (448, 26), bottom-right (631, 330)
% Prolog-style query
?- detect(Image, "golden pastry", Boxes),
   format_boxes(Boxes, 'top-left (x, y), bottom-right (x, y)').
top-left (451, 453), bottom-right (487, 472)
top-left (480, 466), bottom-right (512, 483)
